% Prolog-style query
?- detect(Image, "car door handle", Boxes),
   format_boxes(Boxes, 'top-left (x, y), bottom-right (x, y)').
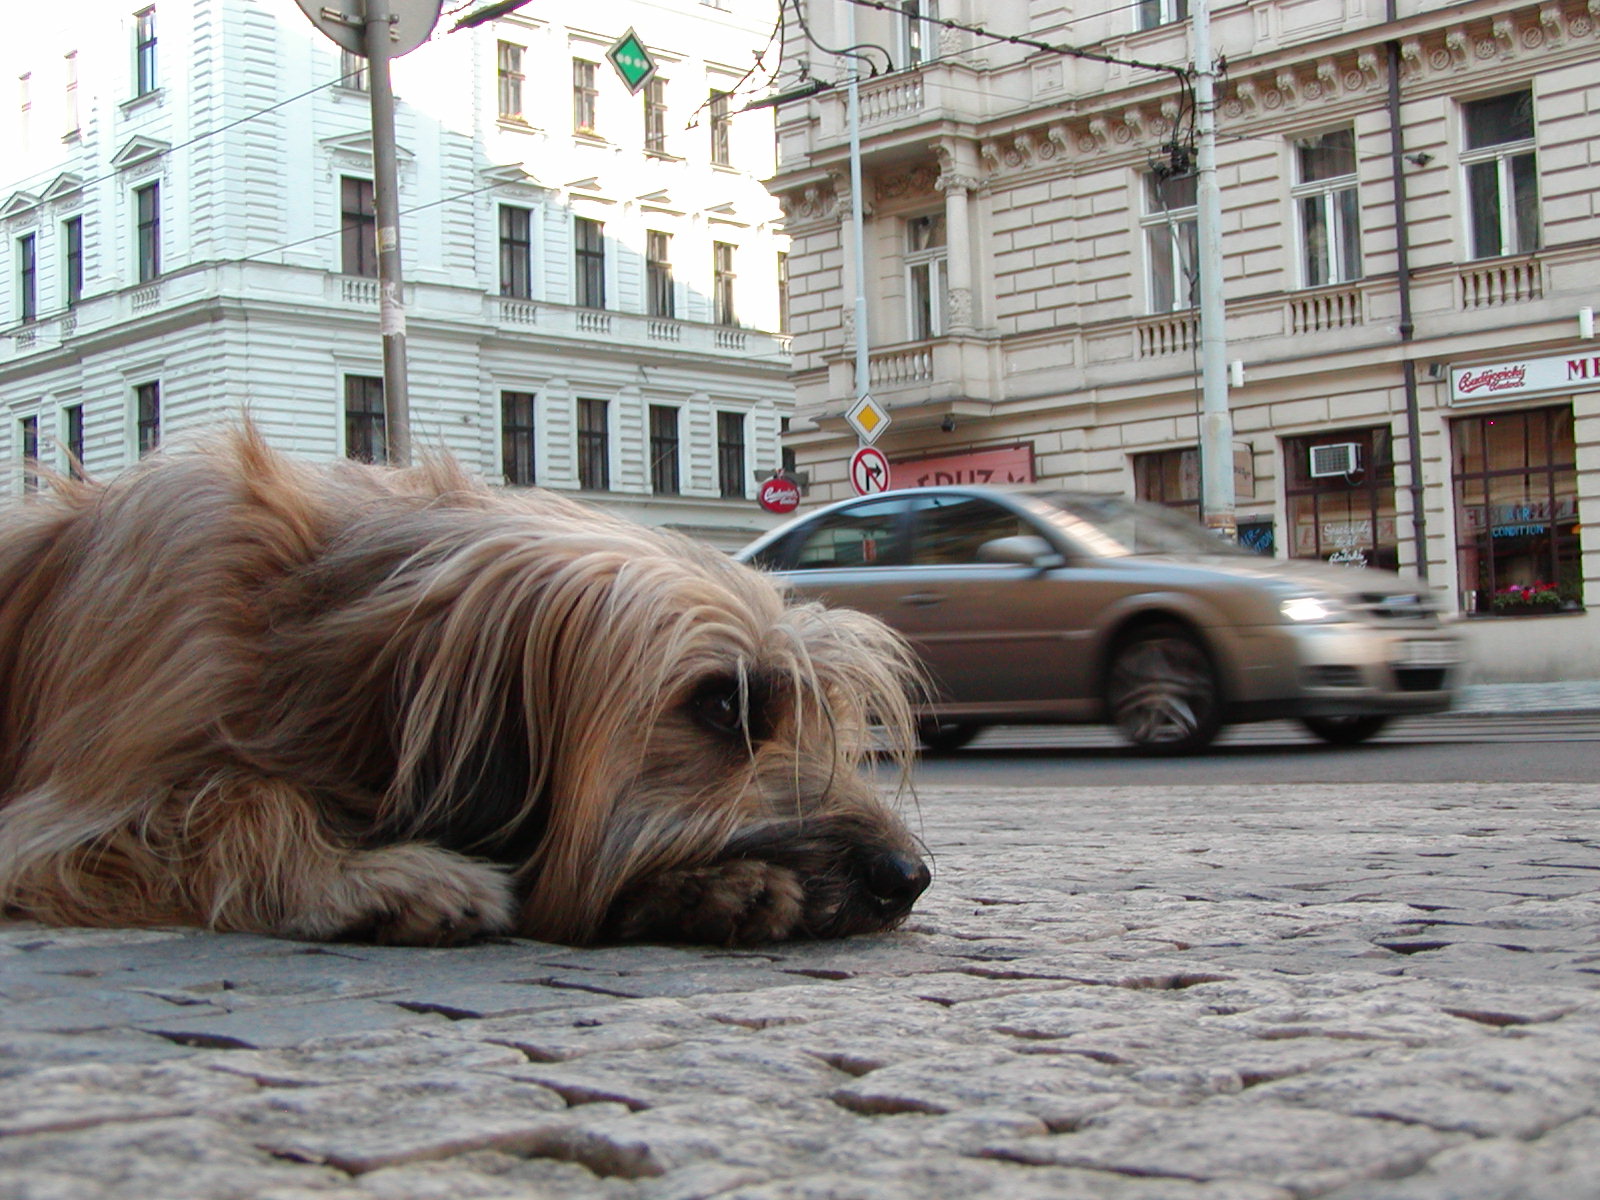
top-left (900, 592), bottom-right (947, 607)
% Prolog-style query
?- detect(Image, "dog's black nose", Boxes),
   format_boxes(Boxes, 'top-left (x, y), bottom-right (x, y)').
top-left (865, 851), bottom-right (931, 908)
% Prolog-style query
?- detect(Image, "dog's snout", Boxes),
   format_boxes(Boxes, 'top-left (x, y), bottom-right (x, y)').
top-left (865, 851), bottom-right (931, 908)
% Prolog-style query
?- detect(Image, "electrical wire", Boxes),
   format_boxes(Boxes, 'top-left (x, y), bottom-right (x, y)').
top-left (1, 180), bottom-right (512, 338)
top-left (835, 0), bottom-right (1186, 80)
top-left (784, 0), bottom-right (893, 76)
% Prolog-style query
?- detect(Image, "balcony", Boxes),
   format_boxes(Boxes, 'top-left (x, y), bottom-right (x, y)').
top-left (1458, 255), bottom-right (1543, 309)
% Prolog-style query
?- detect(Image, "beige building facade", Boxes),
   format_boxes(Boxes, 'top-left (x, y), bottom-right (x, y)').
top-left (770, 0), bottom-right (1600, 681)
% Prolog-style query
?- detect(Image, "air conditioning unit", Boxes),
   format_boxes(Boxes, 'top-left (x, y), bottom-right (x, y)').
top-left (1309, 442), bottom-right (1361, 478)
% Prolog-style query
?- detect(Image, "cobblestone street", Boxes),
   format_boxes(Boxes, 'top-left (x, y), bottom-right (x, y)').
top-left (2, 780), bottom-right (1598, 1199)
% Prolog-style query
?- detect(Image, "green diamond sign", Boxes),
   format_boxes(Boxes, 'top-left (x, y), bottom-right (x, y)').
top-left (607, 29), bottom-right (657, 94)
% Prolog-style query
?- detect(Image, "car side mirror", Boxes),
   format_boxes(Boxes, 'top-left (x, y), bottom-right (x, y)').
top-left (977, 535), bottom-right (1065, 571)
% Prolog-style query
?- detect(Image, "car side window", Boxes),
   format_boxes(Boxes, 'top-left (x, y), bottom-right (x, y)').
top-left (911, 495), bottom-right (1028, 565)
top-left (790, 499), bottom-right (909, 570)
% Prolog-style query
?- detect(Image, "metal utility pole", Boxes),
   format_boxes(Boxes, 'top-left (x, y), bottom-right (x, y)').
top-left (296, 0), bottom-right (439, 467)
top-left (845, 2), bottom-right (870, 411)
top-left (363, 0), bottom-right (412, 466)
top-left (1192, 0), bottom-right (1234, 539)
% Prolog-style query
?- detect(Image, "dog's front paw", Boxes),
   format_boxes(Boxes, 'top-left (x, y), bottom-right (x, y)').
top-left (285, 844), bottom-right (516, 947)
top-left (604, 859), bottom-right (806, 946)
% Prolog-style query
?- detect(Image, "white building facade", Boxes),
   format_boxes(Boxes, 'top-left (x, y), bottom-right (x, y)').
top-left (1, 0), bottom-right (795, 548)
top-left (771, 0), bottom-right (1600, 680)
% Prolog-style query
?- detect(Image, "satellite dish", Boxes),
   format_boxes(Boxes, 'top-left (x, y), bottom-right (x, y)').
top-left (294, 0), bottom-right (443, 59)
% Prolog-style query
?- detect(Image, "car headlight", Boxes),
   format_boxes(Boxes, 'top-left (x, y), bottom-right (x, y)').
top-left (1280, 594), bottom-right (1347, 623)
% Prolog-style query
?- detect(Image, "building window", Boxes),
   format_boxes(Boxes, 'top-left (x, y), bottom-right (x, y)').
top-left (63, 216), bottom-right (83, 308)
top-left (1452, 406), bottom-right (1579, 615)
top-left (898, 0), bottom-right (939, 67)
top-left (713, 241), bottom-right (736, 326)
top-left (649, 404), bottom-right (679, 495)
top-left (64, 50), bottom-right (79, 135)
top-left (497, 41), bottom-right (524, 121)
top-left (777, 251), bottom-right (789, 334)
top-left (1463, 90), bottom-right (1540, 259)
top-left (340, 177), bottom-right (376, 277)
top-left (646, 230), bottom-right (674, 318)
top-left (1136, 0), bottom-right (1188, 30)
top-left (717, 410), bottom-right (746, 499)
top-left (905, 213), bottom-right (947, 340)
top-left (344, 375), bottom-right (385, 463)
top-left (644, 77), bottom-right (668, 153)
top-left (339, 47), bottom-right (369, 91)
top-left (573, 59), bottom-right (598, 134)
top-left (134, 181), bottom-right (160, 282)
top-left (499, 206), bottom-right (533, 299)
top-left (135, 381), bottom-right (160, 457)
top-left (1284, 427), bottom-right (1397, 570)
top-left (709, 89), bottom-right (731, 165)
top-left (19, 415), bottom-right (39, 492)
top-left (134, 7), bottom-right (157, 96)
top-left (1133, 447), bottom-right (1200, 519)
top-left (501, 390), bottom-right (536, 485)
top-left (1294, 128), bottom-right (1361, 287)
top-left (17, 233), bottom-right (36, 323)
top-left (577, 398), bottom-right (609, 491)
top-left (63, 403), bottom-right (85, 476)
top-left (1143, 170), bottom-right (1197, 313)
top-left (574, 216), bottom-right (605, 308)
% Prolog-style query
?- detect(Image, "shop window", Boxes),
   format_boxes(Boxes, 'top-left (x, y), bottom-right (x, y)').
top-left (1133, 446), bottom-right (1200, 519)
top-left (1283, 427), bottom-right (1398, 570)
top-left (1451, 405), bottom-right (1579, 615)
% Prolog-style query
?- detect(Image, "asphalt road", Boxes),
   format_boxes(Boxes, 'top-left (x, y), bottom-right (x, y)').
top-left (902, 713), bottom-right (1600, 788)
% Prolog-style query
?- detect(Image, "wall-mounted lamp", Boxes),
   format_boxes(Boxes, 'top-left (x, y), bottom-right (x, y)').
top-left (1581, 306), bottom-right (1595, 339)
top-left (1228, 360), bottom-right (1245, 389)
top-left (940, 414), bottom-right (957, 433)
top-left (1424, 362), bottom-right (1447, 382)
top-left (1404, 152), bottom-right (1434, 167)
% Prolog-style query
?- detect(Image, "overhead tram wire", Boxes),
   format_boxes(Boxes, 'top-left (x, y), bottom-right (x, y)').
top-left (834, 0), bottom-right (1188, 82)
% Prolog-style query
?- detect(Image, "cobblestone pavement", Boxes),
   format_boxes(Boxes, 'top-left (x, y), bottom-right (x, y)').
top-left (2, 781), bottom-right (1598, 1200)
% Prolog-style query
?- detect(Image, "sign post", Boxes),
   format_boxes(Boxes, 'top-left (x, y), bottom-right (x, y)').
top-left (295, 0), bottom-right (442, 466)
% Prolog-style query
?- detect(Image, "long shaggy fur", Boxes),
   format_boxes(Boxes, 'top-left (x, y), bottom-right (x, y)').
top-left (0, 429), bottom-right (927, 947)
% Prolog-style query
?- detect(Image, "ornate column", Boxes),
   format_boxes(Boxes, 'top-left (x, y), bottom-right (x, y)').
top-left (935, 141), bottom-right (980, 335)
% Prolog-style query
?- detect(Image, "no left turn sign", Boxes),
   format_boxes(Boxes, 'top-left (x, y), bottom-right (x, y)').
top-left (850, 446), bottom-right (890, 496)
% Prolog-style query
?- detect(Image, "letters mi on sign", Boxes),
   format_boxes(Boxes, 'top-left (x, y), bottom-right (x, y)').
top-left (1450, 352), bottom-right (1600, 406)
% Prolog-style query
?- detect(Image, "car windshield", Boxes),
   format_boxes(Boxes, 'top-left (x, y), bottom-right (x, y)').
top-left (1037, 493), bottom-right (1245, 558)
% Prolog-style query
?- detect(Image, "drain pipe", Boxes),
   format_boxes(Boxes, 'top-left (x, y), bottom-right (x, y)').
top-left (1386, 3), bottom-right (1429, 582)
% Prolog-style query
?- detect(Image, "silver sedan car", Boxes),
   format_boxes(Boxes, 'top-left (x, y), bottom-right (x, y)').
top-left (737, 486), bottom-right (1463, 753)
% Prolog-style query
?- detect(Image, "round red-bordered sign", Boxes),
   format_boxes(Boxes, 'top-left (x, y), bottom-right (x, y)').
top-left (758, 474), bottom-right (802, 514)
top-left (850, 446), bottom-right (890, 496)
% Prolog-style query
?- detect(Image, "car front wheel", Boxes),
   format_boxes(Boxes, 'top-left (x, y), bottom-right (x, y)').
top-left (1300, 714), bottom-right (1390, 745)
top-left (917, 720), bottom-right (984, 754)
top-left (1105, 624), bottom-right (1222, 754)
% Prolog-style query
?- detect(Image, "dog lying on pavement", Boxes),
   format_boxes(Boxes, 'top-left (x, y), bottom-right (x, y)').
top-left (0, 429), bottom-right (929, 947)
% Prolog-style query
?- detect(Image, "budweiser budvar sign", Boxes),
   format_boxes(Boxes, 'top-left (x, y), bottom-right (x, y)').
top-left (1450, 354), bottom-right (1600, 405)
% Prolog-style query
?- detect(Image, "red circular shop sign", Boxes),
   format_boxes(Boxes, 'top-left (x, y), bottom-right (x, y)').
top-left (758, 474), bottom-right (802, 514)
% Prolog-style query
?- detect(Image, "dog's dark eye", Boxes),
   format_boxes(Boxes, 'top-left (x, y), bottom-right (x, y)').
top-left (689, 675), bottom-right (774, 743)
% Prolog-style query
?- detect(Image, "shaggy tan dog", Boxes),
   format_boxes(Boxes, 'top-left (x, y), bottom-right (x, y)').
top-left (0, 431), bottom-right (928, 946)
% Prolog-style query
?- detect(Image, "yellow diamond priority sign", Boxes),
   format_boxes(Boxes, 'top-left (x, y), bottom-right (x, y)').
top-left (845, 395), bottom-right (891, 445)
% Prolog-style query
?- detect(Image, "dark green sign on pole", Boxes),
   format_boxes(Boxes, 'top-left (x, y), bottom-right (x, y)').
top-left (607, 28), bottom-right (657, 94)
